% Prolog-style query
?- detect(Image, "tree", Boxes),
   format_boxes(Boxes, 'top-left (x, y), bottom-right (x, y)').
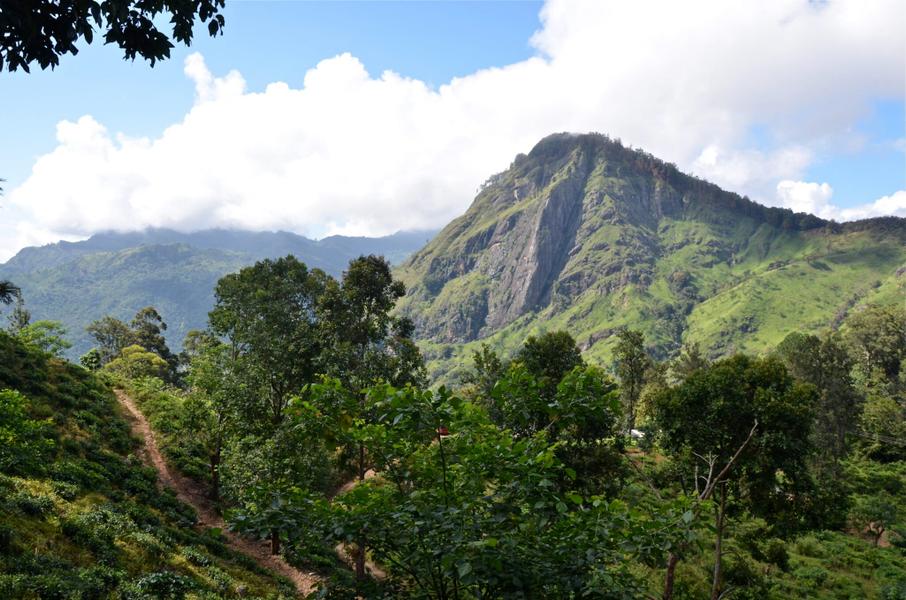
top-left (0, 280), bottom-right (19, 305)
top-left (183, 340), bottom-right (234, 501)
top-left (315, 254), bottom-right (425, 579)
top-left (319, 255), bottom-right (425, 392)
top-left (858, 393), bottom-right (906, 462)
top-left (777, 332), bottom-right (862, 468)
top-left (309, 381), bottom-right (665, 599)
top-left (86, 315), bottom-right (134, 365)
top-left (210, 256), bottom-right (330, 429)
top-left (516, 331), bottom-right (584, 398)
top-left (6, 294), bottom-right (30, 332)
top-left (131, 306), bottom-right (177, 379)
top-left (104, 344), bottom-right (169, 379)
top-left (670, 342), bottom-right (708, 383)
top-left (179, 328), bottom-right (218, 367)
top-left (0, 0), bottom-right (225, 72)
top-left (460, 343), bottom-right (505, 401)
top-left (17, 320), bottom-right (72, 357)
top-left (614, 328), bottom-right (651, 435)
top-left (845, 304), bottom-right (906, 384)
top-left (653, 355), bottom-right (815, 600)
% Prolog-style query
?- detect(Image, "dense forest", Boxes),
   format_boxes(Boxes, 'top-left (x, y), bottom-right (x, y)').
top-left (1, 253), bottom-right (904, 599)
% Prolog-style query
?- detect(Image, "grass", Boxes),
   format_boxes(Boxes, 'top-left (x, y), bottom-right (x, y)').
top-left (0, 331), bottom-right (294, 599)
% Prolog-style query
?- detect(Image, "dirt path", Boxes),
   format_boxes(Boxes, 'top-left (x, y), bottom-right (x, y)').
top-left (114, 389), bottom-right (319, 597)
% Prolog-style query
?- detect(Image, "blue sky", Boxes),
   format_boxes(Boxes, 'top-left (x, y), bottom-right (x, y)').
top-left (1, 0), bottom-right (904, 260)
top-left (1, 1), bottom-right (543, 191)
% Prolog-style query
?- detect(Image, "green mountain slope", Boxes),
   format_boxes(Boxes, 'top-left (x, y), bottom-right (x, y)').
top-left (0, 331), bottom-right (294, 598)
top-left (0, 229), bottom-right (436, 359)
top-left (395, 133), bottom-right (906, 381)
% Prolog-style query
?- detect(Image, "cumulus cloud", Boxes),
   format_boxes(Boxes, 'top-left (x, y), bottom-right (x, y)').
top-left (5, 0), bottom-right (905, 259)
top-left (777, 181), bottom-right (906, 220)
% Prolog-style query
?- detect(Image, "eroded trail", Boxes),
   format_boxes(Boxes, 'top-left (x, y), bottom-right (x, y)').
top-left (114, 389), bottom-right (319, 597)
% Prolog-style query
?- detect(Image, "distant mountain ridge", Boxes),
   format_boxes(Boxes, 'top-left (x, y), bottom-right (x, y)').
top-left (0, 228), bottom-right (437, 359)
top-left (394, 133), bottom-right (906, 382)
top-left (2, 228), bottom-right (436, 276)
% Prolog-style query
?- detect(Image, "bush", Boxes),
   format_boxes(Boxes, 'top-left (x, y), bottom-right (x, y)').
top-left (0, 574), bottom-right (27, 597)
top-left (13, 490), bottom-right (54, 517)
top-left (180, 545), bottom-right (212, 566)
top-left (75, 565), bottom-right (125, 599)
top-left (760, 538), bottom-right (790, 571)
top-left (134, 571), bottom-right (195, 599)
top-left (51, 480), bottom-right (79, 500)
top-left (792, 565), bottom-right (830, 589)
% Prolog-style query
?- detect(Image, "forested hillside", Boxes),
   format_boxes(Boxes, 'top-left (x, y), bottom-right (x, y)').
top-left (0, 229), bottom-right (435, 359)
top-left (395, 133), bottom-right (906, 382)
top-left (4, 250), bottom-right (897, 598)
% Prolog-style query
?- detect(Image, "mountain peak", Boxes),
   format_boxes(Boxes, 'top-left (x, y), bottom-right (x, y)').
top-left (396, 133), bottom-right (906, 381)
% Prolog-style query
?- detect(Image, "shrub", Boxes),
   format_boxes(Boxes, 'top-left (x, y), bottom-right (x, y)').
top-left (13, 491), bottom-right (54, 517)
top-left (51, 480), bottom-right (79, 500)
top-left (180, 545), bottom-right (212, 567)
top-left (134, 571), bottom-right (195, 599)
top-left (760, 538), bottom-right (790, 571)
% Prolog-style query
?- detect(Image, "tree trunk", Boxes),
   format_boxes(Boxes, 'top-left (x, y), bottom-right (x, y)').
top-left (663, 552), bottom-right (679, 600)
top-left (270, 529), bottom-right (280, 555)
top-left (355, 541), bottom-right (367, 580)
top-left (710, 485), bottom-right (727, 600)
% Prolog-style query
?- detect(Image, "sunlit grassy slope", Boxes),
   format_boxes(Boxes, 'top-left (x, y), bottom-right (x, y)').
top-left (0, 332), bottom-right (294, 599)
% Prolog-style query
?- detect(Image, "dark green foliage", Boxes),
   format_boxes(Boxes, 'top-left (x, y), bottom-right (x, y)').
top-left (845, 304), bottom-right (906, 383)
top-left (320, 254), bottom-right (426, 391)
top-left (516, 330), bottom-right (585, 392)
top-left (131, 306), bottom-right (178, 378)
top-left (0, 0), bottom-right (225, 72)
top-left (614, 328), bottom-right (651, 434)
top-left (777, 333), bottom-right (861, 465)
top-left (301, 382), bottom-right (669, 598)
top-left (86, 315), bottom-right (134, 365)
top-left (654, 355), bottom-right (815, 518)
top-left (211, 255), bottom-right (330, 428)
top-left (79, 347), bottom-right (102, 371)
top-left (460, 343), bottom-right (505, 400)
top-left (0, 388), bottom-right (54, 474)
top-left (0, 279), bottom-right (19, 304)
top-left (6, 294), bottom-right (30, 331)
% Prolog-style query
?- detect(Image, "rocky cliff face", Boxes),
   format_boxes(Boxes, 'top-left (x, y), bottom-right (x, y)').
top-left (395, 133), bottom-right (906, 381)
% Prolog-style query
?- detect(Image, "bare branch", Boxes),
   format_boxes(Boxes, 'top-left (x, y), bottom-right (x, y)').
top-left (700, 420), bottom-right (758, 502)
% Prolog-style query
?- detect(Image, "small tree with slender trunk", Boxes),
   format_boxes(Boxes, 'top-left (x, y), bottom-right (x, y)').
top-left (653, 355), bottom-right (814, 600)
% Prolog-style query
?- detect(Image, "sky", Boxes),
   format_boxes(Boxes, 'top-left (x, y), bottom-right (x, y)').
top-left (1, 0), bottom-right (904, 262)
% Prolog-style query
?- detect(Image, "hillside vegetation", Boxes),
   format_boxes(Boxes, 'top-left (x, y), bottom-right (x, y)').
top-left (0, 331), bottom-right (295, 599)
top-left (395, 133), bottom-right (906, 382)
top-left (27, 248), bottom-right (899, 599)
top-left (0, 229), bottom-right (434, 360)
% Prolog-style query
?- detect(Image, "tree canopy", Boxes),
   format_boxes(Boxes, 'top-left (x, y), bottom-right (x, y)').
top-left (0, 0), bottom-right (225, 72)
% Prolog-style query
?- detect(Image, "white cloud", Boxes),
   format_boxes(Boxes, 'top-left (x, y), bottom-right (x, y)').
top-left (4, 0), bottom-right (905, 260)
top-left (776, 181), bottom-right (906, 220)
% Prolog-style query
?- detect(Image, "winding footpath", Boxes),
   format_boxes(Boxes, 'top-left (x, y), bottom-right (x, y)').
top-left (114, 389), bottom-right (319, 597)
